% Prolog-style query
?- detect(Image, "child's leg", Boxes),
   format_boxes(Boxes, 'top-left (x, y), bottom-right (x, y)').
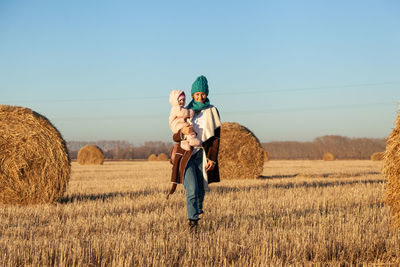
top-left (187, 135), bottom-right (201, 147)
top-left (180, 140), bottom-right (191, 151)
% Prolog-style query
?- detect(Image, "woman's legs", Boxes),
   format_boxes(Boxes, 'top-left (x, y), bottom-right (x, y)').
top-left (183, 150), bottom-right (205, 221)
top-left (195, 156), bottom-right (205, 214)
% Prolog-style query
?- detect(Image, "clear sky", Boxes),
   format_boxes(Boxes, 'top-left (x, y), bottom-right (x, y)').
top-left (1, 0), bottom-right (399, 144)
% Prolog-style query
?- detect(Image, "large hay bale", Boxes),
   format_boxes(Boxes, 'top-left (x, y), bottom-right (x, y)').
top-left (157, 153), bottom-right (169, 161)
top-left (322, 152), bottom-right (335, 161)
top-left (264, 150), bottom-right (270, 162)
top-left (148, 154), bottom-right (157, 161)
top-left (371, 152), bottom-right (384, 161)
top-left (0, 105), bottom-right (70, 205)
top-left (77, 145), bottom-right (104, 165)
top-left (384, 113), bottom-right (400, 229)
top-left (218, 122), bottom-right (264, 179)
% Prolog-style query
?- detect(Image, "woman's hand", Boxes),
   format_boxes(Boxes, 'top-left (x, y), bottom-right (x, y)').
top-left (205, 159), bottom-right (216, 171)
top-left (181, 125), bottom-right (194, 135)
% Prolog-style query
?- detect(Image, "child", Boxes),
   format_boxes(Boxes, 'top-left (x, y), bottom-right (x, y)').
top-left (167, 90), bottom-right (201, 200)
top-left (168, 90), bottom-right (201, 151)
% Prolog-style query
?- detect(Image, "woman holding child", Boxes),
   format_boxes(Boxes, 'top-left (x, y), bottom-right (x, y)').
top-left (168, 75), bottom-right (221, 231)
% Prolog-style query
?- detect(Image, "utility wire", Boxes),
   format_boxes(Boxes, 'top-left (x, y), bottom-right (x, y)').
top-left (3, 80), bottom-right (400, 104)
top-left (52, 101), bottom-right (397, 122)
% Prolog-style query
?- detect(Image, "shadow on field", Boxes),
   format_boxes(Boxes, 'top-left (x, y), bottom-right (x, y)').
top-left (213, 179), bottom-right (385, 193)
top-left (59, 189), bottom-right (160, 204)
top-left (259, 174), bottom-right (299, 179)
top-left (259, 171), bottom-right (381, 179)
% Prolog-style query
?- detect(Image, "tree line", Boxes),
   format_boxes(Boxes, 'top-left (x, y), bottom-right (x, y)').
top-left (67, 135), bottom-right (386, 160)
top-left (261, 135), bottom-right (385, 160)
top-left (67, 140), bottom-right (173, 160)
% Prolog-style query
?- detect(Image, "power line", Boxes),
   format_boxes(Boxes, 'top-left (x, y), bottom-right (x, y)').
top-left (51, 101), bottom-right (396, 122)
top-left (223, 101), bottom-right (397, 114)
top-left (218, 81), bottom-right (400, 95)
top-left (3, 80), bottom-right (400, 104)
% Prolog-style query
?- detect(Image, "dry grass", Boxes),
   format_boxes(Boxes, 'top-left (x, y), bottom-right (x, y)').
top-left (323, 152), bottom-right (335, 161)
top-left (219, 122), bottom-right (264, 179)
top-left (0, 160), bottom-right (398, 266)
top-left (147, 154), bottom-right (157, 161)
top-left (264, 150), bottom-right (269, 162)
top-left (371, 152), bottom-right (384, 161)
top-left (0, 105), bottom-right (70, 205)
top-left (77, 145), bottom-right (104, 165)
top-left (384, 112), bottom-right (400, 230)
top-left (157, 153), bottom-right (169, 161)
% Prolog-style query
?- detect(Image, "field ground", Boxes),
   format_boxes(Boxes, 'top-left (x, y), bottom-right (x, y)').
top-left (1, 160), bottom-right (399, 266)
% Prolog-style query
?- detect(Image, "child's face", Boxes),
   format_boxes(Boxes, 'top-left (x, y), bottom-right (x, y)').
top-left (178, 98), bottom-right (185, 106)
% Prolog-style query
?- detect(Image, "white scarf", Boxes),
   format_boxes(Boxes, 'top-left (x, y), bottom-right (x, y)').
top-left (190, 106), bottom-right (221, 187)
top-left (191, 106), bottom-right (221, 143)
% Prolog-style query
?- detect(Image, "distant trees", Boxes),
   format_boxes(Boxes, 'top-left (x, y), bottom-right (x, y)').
top-left (67, 140), bottom-right (173, 160)
top-left (262, 135), bottom-right (385, 160)
top-left (67, 135), bottom-right (385, 160)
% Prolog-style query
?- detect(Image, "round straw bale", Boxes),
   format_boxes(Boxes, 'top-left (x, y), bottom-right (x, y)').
top-left (77, 145), bottom-right (104, 165)
top-left (0, 105), bottom-right (70, 205)
top-left (148, 154), bottom-right (157, 161)
top-left (157, 153), bottom-right (169, 161)
top-left (371, 152), bottom-right (384, 161)
top-left (218, 122), bottom-right (264, 179)
top-left (384, 113), bottom-right (400, 229)
top-left (322, 152), bottom-right (335, 161)
top-left (264, 150), bottom-right (270, 162)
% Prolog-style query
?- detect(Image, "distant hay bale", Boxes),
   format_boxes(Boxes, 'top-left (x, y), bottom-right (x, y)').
top-left (77, 145), bottom-right (104, 165)
top-left (264, 150), bottom-right (270, 162)
top-left (384, 113), bottom-right (400, 230)
top-left (371, 152), bottom-right (384, 161)
top-left (218, 122), bottom-right (264, 179)
top-left (0, 105), bottom-right (70, 205)
top-left (148, 154), bottom-right (158, 161)
top-left (157, 153), bottom-right (169, 161)
top-left (322, 152), bottom-right (335, 161)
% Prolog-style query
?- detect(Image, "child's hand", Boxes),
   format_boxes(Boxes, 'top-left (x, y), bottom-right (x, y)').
top-left (181, 125), bottom-right (193, 135)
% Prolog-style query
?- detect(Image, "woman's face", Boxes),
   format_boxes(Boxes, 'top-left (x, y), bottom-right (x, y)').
top-left (193, 92), bottom-right (207, 103)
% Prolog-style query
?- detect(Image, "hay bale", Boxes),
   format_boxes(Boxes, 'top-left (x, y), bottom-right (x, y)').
top-left (264, 150), bottom-right (270, 162)
top-left (148, 154), bottom-right (157, 161)
top-left (157, 153), bottom-right (169, 161)
top-left (322, 152), bottom-right (335, 161)
top-left (0, 105), bottom-right (70, 205)
top-left (371, 152), bottom-right (384, 161)
top-left (77, 145), bottom-right (104, 165)
top-left (384, 113), bottom-right (400, 229)
top-left (218, 122), bottom-right (264, 179)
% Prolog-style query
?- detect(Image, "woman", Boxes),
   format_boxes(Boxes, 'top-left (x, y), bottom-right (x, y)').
top-left (170, 75), bottom-right (221, 231)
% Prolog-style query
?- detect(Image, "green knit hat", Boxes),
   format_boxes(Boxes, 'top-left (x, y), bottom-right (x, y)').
top-left (191, 75), bottom-right (209, 96)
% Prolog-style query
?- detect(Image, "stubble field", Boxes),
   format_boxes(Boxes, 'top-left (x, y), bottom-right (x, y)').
top-left (0, 160), bottom-right (399, 266)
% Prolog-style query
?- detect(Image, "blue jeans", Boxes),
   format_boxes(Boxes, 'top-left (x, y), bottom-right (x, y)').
top-left (183, 150), bottom-right (205, 221)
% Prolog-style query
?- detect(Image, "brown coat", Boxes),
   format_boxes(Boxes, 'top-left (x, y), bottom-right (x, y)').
top-left (170, 126), bottom-right (220, 184)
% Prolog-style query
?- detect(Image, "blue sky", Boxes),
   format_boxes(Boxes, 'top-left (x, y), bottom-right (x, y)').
top-left (1, 0), bottom-right (399, 144)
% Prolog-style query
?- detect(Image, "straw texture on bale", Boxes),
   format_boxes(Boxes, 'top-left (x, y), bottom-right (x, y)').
top-left (0, 105), bottom-right (70, 205)
top-left (371, 152), bottom-right (384, 161)
top-left (148, 154), bottom-right (157, 161)
top-left (157, 153), bottom-right (169, 161)
top-left (218, 122), bottom-right (264, 179)
top-left (77, 145), bottom-right (104, 165)
top-left (322, 152), bottom-right (335, 161)
top-left (264, 150), bottom-right (270, 162)
top-left (384, 113), bottom-right (400, 230)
